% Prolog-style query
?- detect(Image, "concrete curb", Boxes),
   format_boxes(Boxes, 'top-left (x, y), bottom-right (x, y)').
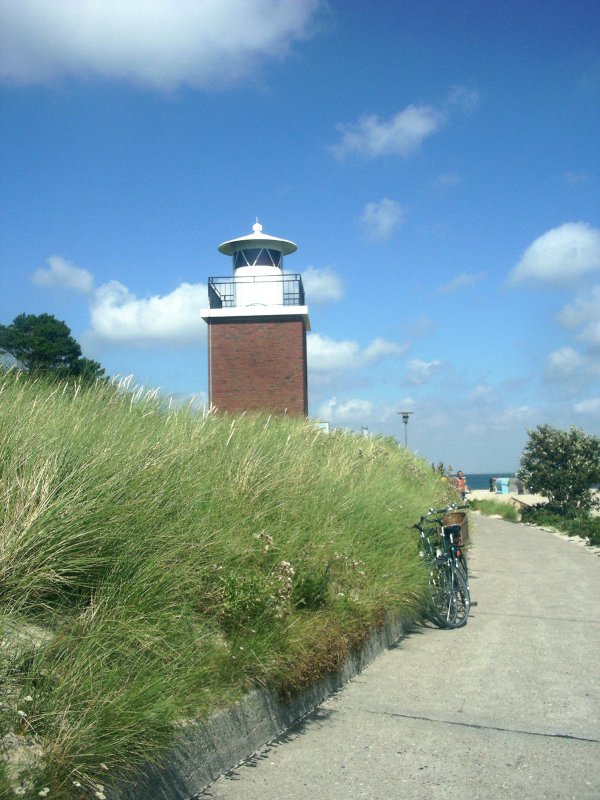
top-left (110, 614), bottom-right (409, 800)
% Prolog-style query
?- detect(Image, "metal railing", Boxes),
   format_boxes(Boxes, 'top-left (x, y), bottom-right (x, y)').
top-left (208, 274), bottom-right (305, 309)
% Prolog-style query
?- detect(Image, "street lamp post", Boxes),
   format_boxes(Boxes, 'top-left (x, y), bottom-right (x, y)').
top-left (397, 410), bottom-right (413, 448)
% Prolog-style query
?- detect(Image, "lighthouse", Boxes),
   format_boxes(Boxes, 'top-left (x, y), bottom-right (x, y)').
top-left (201, 221), bottom-right (310, 415)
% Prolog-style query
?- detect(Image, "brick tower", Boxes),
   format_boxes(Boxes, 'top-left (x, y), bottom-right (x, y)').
top-left (201, 221), bottom-right (310, 415)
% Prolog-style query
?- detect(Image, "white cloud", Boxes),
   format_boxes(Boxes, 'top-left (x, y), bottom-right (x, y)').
top-left (330, 86), bottom-right (478, 161)
top-left (404, 316), bottom-right (436, 338)
top-left (301, 266), bottom-right (343, 303)
top-left (467, 384), bottom-right (497, 404)
top-left (31, 255), bottom-right (209, 347)
top-left (557, 285), bottom-right (600, 348)
top-left (573, 397), bottom-right (600, 415)
top-left (0, 0), bottom-right (321, 90)
top-left (565, 171), bottom-right (589, 186)
top-left (508, 222), bottom-right (600, 286)
top-left (362, 338), bottom-right (408, 363)
top-left (501, 405), bottom-right (538, 424)
top-left (316, 396), bottom-right (408, 430)
top-left (466, 403), bottom-right (537, 433)
top-left (31, 255), bottom-right (94, 294)
top-left (308, 333), bottom-right (407, 372)
top-left (316, 397), bottom-right (375, 425)
top-left (331, 104), bottom-right (444, 159)
top-left (558, 288), bottom-right (600, 327)
top-left (435, 172), bottom-right (462, 189)
top-left (405, 358), bottom-right (444, 385)
top-left (435, 271), bottom-right (485, 295)
top-left (545, 347), bottom-right (584, 379)
top-left (89, 280), bottom-right (208, 346)
top-left (578, 320), bottom-right (600, 348)
top-left (359, 198), bottom-right (405, 241)
top-left (445, 85), bottom-right (480, 113)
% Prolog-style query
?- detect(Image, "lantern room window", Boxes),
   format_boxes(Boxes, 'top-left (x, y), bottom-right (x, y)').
top-left (233, 248), bottom-right (282, 268)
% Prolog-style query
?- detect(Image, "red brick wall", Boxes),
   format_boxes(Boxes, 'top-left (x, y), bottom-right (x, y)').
top-left (208, 316), bottom-right (308, 416)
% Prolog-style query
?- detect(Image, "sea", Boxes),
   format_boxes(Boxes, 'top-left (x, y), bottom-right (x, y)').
top-left (466, 472), bottom-right (517, 491)
top-left (466, 472), bottom-right (599, 491)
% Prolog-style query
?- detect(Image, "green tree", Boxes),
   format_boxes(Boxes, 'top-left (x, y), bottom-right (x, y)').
top-left (0, 313), bottom-right (105, 380)
top-left (518, 424), bottom-right (600, 515)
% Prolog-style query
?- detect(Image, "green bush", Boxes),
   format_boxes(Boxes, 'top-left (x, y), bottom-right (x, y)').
top-left (518, 424), bottom-right (600, 515)
top-left (520, 505), bottom-right (600, 546)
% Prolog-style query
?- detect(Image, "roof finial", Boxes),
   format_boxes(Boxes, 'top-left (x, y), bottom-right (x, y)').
top-left (252, 217), bottom-right (263, 234)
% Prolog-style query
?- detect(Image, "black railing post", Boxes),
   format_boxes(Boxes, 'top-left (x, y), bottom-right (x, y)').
top-left (208, 279), bottom-right (223, 309)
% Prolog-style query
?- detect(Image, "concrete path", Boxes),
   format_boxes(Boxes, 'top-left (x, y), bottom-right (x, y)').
top-left (201, 515), bottom-right (600, 800)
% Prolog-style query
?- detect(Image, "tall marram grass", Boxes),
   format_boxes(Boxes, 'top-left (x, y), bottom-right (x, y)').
top-left (0, 370), bottom-right (456, 798)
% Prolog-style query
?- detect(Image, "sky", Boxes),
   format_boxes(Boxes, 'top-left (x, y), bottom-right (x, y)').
top-left (1, 0), bottom-right (599, 473)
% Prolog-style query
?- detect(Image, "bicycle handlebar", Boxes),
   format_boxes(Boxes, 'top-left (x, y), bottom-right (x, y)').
top-left (418, 503), bottom-right (469, 523)
top-left (429, 503), bottom-right (469, 514)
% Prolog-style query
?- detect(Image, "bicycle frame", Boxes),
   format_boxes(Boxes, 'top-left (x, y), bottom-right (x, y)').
top-left (423, 504), bottom-right (469, 576)
top-left (413, 504), bottom-right (470, 628)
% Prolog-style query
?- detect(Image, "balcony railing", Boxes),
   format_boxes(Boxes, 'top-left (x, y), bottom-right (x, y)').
top-left (208, 274), bottom-right (305, 309)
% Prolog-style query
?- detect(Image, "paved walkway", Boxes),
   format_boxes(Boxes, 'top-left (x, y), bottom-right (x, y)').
top-left (202, 517), bottom-right (600, 800)
top-left (202, 514), bottom-right (600, 800)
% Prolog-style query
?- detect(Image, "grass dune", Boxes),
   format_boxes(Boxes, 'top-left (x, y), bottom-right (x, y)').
top-left (0, 370), bottom-right (455, 798)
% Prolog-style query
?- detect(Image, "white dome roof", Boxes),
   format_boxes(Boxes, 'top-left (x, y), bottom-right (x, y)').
top-left (218, 221), bottom-right (297, 256)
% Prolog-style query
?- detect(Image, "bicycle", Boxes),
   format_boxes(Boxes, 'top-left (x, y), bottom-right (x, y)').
top-left (413, 504), bottom-right (471, 629)
top-left (437, 504), bottom-right (470, 584)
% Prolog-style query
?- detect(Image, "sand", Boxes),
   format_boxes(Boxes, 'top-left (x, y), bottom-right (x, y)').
top-left (467, 488), bottom-right (600, 516)
top-left (467, 489), bottom-right (548, 505)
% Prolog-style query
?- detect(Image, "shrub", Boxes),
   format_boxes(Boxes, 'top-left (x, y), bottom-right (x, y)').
top-left (518, 424), bottom-right (600, 515)
top-left (521, 505), bottom-right (600, 546)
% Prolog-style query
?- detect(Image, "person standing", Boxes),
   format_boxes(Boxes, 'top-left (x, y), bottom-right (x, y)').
top-left (456, 470), bottom-right (467, 500)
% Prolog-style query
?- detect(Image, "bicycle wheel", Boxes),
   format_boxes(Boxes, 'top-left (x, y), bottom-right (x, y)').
top-left (428, 558), bottom-right (470, 629)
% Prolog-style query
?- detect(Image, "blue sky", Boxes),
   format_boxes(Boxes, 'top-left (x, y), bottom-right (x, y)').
top-left (1, 0), bottom-right (599, 472)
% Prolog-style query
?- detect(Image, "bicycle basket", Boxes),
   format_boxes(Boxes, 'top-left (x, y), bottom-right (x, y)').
top-left (442, 511), bottom-right (469, 543)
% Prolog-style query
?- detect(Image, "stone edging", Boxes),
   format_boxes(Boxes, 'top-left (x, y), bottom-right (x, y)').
top-left (523, 523), bottom-right (600, 556)
top-left (110, 614), bottom-right (408, 800)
